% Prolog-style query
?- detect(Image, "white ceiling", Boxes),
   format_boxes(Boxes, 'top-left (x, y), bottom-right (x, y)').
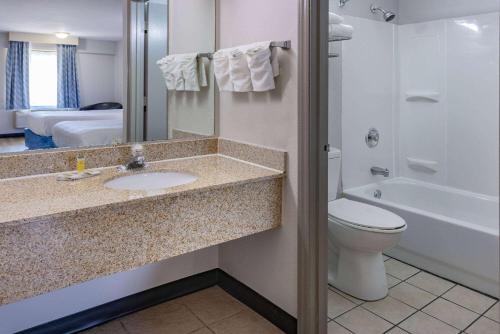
top-left (0, 0), bottom-right (123, 41)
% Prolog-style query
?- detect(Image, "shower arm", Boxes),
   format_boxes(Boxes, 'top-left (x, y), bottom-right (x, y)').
top-left (339, 0), bottom-right (350, 8)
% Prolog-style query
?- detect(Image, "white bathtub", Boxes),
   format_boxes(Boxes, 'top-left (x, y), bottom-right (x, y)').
top-left (344, 177), bottom-right (499, 297)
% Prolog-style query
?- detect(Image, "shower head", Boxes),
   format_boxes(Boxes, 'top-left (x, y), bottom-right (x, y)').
top-left (370, 4), bottom-right (396, 22)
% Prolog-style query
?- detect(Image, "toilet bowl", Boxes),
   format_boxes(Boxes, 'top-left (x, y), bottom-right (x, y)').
top-left (327, 148), bottom-right (406, 301)
top-left (328, 198), bottom-right (406, 301)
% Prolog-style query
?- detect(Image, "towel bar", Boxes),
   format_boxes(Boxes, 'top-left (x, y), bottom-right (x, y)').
top-left (198, 53), bottom-right (213, 60)
top-left (197, 41), bottom-right (291, 61)
top-left (270, 40), bottom-right (292, 49)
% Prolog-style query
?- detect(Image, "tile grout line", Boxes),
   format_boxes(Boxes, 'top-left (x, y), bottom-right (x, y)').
top-left (330, 268), bottom-right (425, 329)
top-left (378, 261), bottom-right (458, 331)
top-left (481, 301), bottom-right (500, 323)
top-left (119, 320), bottom-right (132, 334)
top-left (330, 301), bottom-right (359, 320)
top-left (329, 256), bottom-right (498, 334)
top-left (389, 256), bottom-right (498, 301)
top-left (461, 300), bottom-right (500, 333)
top-left (438, 289), bottom-right (497, 316)
top-left (390, 271), bottom-right (483, 333)
top-left (331, 319), bottom-right (356, 334)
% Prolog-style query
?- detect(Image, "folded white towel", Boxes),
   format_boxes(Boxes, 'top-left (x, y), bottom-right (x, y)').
top-left (329, 12), bottom-right (344, 24)
top-left (229, 49), bottom-right (253, 92)
top-left (214, 50), bottom-right (234, 92)
top-left (157, 53), bottom-right (204, 91)
top-left (246, 47), bottom-right (275, 92)
top-left (157, 55), bottom-right (178, 90)
top-left (178, 53), bottom-right (200, 91)
top-left (174, 70), bottom-right (185, 91)
top-left (329, 23), bottom-right (354, 39)
top-left (245, 41), bottom-right (279, 77)
top-left (214, 41), bottom-right (282, 92)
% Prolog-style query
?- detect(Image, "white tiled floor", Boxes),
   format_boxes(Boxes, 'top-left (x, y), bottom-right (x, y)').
top-left (328, 256), bottom-right (499, 334)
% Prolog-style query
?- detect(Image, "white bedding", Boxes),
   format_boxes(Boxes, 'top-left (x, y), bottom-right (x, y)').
top-left (26, 109), bottom-right (123, 136)
top-left (52, 119), bottom-right (124, 148)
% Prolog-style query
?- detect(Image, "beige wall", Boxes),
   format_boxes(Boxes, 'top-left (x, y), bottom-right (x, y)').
top-left (167, 0), bottom-right (215, 137)
top-left (217, 0), bottom-right (300, 317)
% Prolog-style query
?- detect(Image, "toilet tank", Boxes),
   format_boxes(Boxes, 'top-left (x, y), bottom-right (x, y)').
top-left (328, 148), bottom-right (342, 201)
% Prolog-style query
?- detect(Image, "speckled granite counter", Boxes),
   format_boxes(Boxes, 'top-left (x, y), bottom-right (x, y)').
top-left (0, 154), bottom-right (284, 305)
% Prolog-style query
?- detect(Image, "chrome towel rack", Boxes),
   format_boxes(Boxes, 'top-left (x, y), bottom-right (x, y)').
top-left (197, 40), bottom-right (292, 60)
top-left (198, 53), bottom-right (213, 60)
top-left (270, 40), bottom-right (292, 49)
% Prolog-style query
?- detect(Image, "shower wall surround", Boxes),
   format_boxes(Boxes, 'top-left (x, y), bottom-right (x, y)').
top-left (340, 15), bottom-right (397, 189)
top-left (339, 11), bottom-right (499, 197)
top-left (399, 12), bottom-right (499, 196)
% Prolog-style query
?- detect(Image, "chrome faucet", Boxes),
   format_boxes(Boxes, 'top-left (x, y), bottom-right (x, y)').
top-left (371, 166), bottom-right (390, 177)
top-left (125, 144), bottom-right (147, 170)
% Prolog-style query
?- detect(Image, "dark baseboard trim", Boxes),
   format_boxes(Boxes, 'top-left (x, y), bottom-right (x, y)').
top-left (18, 269), bottom-right (297, 334)
top-left (18, 270), bottom-right (219, 334)
top-left (217, 270), bottom-right (297, 334)
top-left (0, 133), bottom-right (24, 138)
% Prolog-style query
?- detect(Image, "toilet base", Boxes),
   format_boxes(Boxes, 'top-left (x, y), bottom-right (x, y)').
top-left (329, 248), bottom-right (388, 301)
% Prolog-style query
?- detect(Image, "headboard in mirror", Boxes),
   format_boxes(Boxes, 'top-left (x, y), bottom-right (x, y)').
top-left (0, 0), bottom-right (216, 155)
top-left (128, 0), bottom-right (216, 143)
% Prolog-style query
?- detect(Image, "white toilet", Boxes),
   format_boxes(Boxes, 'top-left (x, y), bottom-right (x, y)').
top-left (328, 149), bottom-right (407, 301)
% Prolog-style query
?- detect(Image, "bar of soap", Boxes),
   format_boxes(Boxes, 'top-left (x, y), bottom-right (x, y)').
top-left (56, 170), bottom-right (101, 181)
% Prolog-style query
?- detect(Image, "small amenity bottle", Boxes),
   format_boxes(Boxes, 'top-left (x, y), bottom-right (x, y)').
top-left (76, 156), bottom-right (86, 174)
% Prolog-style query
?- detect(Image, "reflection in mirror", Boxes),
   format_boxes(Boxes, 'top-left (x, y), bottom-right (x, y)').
top-left (0, 0), bottom-right (125, 154)
top-left (128, 0), bottom-right (215, 143)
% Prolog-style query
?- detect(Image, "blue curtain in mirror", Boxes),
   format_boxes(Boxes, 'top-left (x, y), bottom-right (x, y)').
top-left (5, 41), bottom-right (30, 110)
top-left (57, 44), bottom-right (80, 109)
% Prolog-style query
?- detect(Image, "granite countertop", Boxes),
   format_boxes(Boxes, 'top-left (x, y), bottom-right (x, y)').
top-left (0, 154), bottom-right (284, 227)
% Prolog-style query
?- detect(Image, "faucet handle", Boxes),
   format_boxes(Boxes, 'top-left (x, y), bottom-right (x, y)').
top-left (132, 144), bottom-right (144, 156)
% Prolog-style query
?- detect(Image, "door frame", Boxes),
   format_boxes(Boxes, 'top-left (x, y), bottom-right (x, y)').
top-left (297, 0), bottom-right (329, 333)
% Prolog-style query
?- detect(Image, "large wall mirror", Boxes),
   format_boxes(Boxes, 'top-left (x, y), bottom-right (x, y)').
top-left (0, 0), bottom-right (215, 155)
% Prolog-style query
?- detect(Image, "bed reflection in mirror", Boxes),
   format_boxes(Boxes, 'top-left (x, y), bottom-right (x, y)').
top-left (0, 0), bottom-right (216, 154)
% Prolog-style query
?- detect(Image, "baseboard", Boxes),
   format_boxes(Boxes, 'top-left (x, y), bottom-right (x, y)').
top-left (18, 270), bottom-right (219, 334)
top-left (217, 270), bottom-right (297, 334)
top-left (0, 133), bottom-right (24, 138)
top-left (18, 269), bottom-right (297, 334)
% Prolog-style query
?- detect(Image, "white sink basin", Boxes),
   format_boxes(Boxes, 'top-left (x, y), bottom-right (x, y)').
top-left (105, 172), bottom-right (198, 191)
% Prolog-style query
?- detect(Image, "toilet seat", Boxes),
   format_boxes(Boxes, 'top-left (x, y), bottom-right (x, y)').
top-left (328, 198), bottom-right (406, 233)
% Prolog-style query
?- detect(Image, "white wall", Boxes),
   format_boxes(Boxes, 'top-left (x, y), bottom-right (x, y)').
top-left (167, 0), bottom-right (215, 138)
top-left (330, 0), bottom-right (399, 23)
top-left (216, 0), bottom-right (299, 317)
top-left (398, 13), bottom-right (499, 196)
top-left (446, 13), bottom-right (499, 196)
top-left (398, 0), bottom-right (500, 25)
top-left (77, 39), bottom-right (123, 107)
top-left (0, 247), bottom-right (219, 332)
top-left (114, 40), bottom-right (124, 103)
top-left (341, 16), bottom-right (397, 189)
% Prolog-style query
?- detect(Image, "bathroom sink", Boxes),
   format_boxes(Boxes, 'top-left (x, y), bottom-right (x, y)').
top-left (105, 172), bottom-right (198, 191)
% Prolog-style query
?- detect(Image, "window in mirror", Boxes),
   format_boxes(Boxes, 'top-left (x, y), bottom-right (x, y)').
top-left (29, 50), bottom-right (57, 109)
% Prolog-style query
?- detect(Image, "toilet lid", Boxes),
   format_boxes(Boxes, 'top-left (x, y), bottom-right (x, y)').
top-left (328, 198), bottom-right (406, 230)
